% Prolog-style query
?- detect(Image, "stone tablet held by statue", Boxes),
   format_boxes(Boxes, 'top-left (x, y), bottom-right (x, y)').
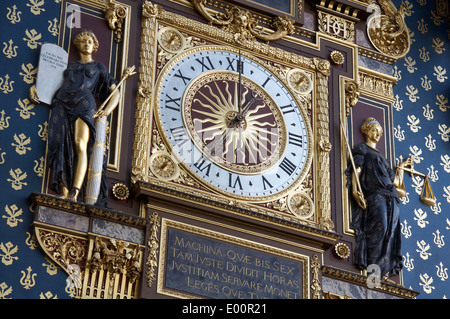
top-left (35, 43), bottom-right (68, 105)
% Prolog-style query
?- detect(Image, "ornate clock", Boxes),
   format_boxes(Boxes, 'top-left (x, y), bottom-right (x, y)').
top-left (153, 46), bottom-right (313, 202)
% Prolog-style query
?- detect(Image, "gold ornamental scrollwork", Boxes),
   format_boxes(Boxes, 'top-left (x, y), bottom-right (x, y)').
top-left (191, 0), bottom-right (295, 43)
top-left (35, 228), bottom-right (89, 289)
top-left (344, 80), bottom-right (360, 116)
top-left (104, 0), bottom-right (127, 42)
top-left (367, 0), bottom-right (410, 58)
top-left (146, 212), bottom-right (161, 288)
top-left (311, 254), bottom-right (322, 299)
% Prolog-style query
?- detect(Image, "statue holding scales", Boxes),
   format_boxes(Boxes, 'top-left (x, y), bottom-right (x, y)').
top-left (30, 30), bottom-right (134, 207)
top-left (343, 117), bottom-right (411, 280)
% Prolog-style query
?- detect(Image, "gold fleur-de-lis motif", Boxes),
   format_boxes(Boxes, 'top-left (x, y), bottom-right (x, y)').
top-left (425, 134), bottom-right (437, 151)
top-left (414, 208), bottom-right (429, 228)
top-left (2, 40), bottom-right (18, 59)
top-left (19, 63), bottom-right (37, 84)
top-left (25, 232), bottom-right (38, 250)
top-left (419, 273), bottom-right (435, 294)
top-left (431, 201), bottom-right (442, 215)
top-left (421, 75), bottom-right (432, 91)
top-left (441, 154), bottom-right (450, 173)
top-left (42, 258), bottom-right (58, 275)
top-left (48, 18), bottom-right (59, 36)
top-left (0, 241), bottom-right (19, 265)
top-left (0, 110), bottom-right (11, 130)
top-left (406, 85), bottom-right (420, 102)
top-left (412, 175), bottom-right (424, 194)
top-left (404, 56), bottom-right (417, 73)
top-left (432, 37), bottom-right (446, 54)
top-left (433, 230), bottom-right (445, 248)
top-left (394, 124), bottom-right (405, 141)
top-left (40, 291), bottom-right (58, 299)
top-left (0, 75), bottom-right (14, 94)
top-left (401, 219), bottom-right (412, 238)
top-left (438, 124), bottom-right (450, 142)
top-left (409, 145), bottom-right (424, 163)
top-left (403, 252), bottom-right (414, 271)
top-left (393, 94), bottom-right (404, 111)
top-left (419, 46), bottom-right (430, 62)
top-left (12, 133), bottom-right (32, 155)
top-left (23, 29), bottom-right (42, 49)
top-left (431, 10), bottom-right (444, 26)
top-left (433, 65), bottom-right (448, 83)
top-left (427, 165), bottom-right (439, 182)
top-left (435, 262), bottom-right (448, 281)
top-left (7, 168), bottom-right (28, 190)
top-left (0, 148), bottom-right (6, 165)
top-left (416, 240), bottom-right (432, 260)
top-left (393, 65), bottom-right (402, 80)
top-left (422, 104), bottom-right (434, 120)
top-left (407, 114), bottom-right (421, 132)
top-left (34, 156), bottom-right (44, 177)
top-left (38, 121), bottom-right (48, 141)
top-left (444, 186), bottom-right (450, 203)
top-left (6, 5), bottom-right (22, 24)
top-left (20, 266), bottom-right (37, 290)
top-left (417, 18), bottom-right (428, 34)
top-left (436, 94), bottom-right (449, 112)
top-left (16, 98), bottom-right (35, 119)
top-left (3, 204), bottom-right (24, 228)
top-left (27, 0), bottom-right (46, 15)
top-left (0, 282), bottom-right (13, 299)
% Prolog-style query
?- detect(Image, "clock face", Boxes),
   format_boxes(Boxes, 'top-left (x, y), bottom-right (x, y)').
top-left (155, 46), bottom-right (312, 201)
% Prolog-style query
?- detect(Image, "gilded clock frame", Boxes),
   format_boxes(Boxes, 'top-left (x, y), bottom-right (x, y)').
top-left (132, 1), bottom-right (333, 230)
top-left (154, 46), bottom-right (312, 201)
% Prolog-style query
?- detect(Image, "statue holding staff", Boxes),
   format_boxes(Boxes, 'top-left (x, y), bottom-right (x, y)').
top-left (30, 30), bottom-right (120, 206)
top-left (344, 117), bottom-right (412, 279)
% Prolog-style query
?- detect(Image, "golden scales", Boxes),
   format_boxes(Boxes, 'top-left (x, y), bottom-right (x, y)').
top-left (395, 156), bottom-right (436, 207)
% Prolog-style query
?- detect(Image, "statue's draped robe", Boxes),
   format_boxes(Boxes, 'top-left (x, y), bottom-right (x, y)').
top-left (47, 60), bottom-right (116, 207)
top-left (345, 143), bottom-right (402, 277)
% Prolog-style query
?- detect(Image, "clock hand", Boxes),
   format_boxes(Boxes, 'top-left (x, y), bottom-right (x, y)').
top-left (243, 92), bottom-right (263, 115)
top-left (238, 49), bottom-right (242, 115)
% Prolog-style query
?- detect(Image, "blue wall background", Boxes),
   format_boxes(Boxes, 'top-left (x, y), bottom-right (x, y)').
top-left (392, 0), bottom-right (450, 298)
top-left (0, 0), bottom-right (448, 298)
top-left (0, 0), bottom-right (70, 298)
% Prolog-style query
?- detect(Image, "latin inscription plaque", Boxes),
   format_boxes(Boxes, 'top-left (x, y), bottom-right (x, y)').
top-left (159, 222), bottom-right (308, 299)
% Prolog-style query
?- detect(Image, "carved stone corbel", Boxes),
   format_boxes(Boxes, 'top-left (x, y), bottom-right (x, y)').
top-left (191, 0), bottom-right (294, 43)
top-left (367, 0), bottom-right (410, 58)
top-left (104, 0), bottom-right (127, 42)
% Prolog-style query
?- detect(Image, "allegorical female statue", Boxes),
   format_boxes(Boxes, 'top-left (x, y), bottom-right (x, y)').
top-left (345, 117), bottom-right (411, 279)
top-left (30, 30), bottom-right (119, 207)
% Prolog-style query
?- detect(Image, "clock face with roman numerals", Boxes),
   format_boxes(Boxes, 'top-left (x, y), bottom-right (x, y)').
top-left (155, 46), bottom-right (312, 201)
